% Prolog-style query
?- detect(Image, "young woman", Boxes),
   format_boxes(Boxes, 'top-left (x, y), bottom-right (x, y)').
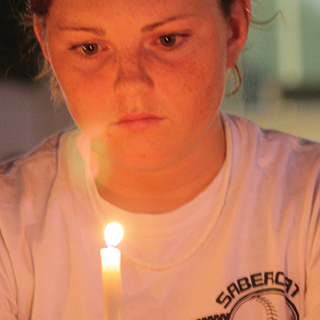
top-left (0, 0), bottom-right (319, 319)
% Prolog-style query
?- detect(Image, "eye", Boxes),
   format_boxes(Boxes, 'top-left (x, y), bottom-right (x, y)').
top-left (159, 34), bottom-right (177, 48)
top-left (70, 42), bottom-right (105, 59)
top-left (81, 43), bottom-right (99, 55)
top-left (151, 33), bottom-right (190, 52)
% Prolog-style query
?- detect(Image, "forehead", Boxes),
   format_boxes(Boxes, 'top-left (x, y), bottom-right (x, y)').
top-left (48, 0), bottom-right (220, 25)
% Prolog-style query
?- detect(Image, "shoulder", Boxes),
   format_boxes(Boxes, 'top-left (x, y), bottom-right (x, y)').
top-left (223, 113), bottom-right (320, 168)
top-left (0, 133), bottom-right (61, 179)
top-left (0, 129), bottom-right (80, 175)
top-left (223, 113), bottom-right (320, 237)
top-left (223, 113), bottom-right (320, 212)
top-left (0, 131), bottom-right (76, 219)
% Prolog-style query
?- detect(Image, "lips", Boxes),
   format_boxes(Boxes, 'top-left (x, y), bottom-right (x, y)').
top-left (115, 113), bottom-right (164, 131)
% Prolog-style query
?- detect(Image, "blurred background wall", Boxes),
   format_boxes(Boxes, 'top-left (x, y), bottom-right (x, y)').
top-left (0, 0), bottom-right (74, 162)
top-left (1, 0), bottom-right (320, 163)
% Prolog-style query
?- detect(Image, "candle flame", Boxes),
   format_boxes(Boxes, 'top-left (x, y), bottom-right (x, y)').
top-left (104, 222), bottom-right (124, 247)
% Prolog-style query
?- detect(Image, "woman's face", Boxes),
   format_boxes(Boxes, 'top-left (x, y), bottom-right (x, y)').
top-left (35, 0), bottom-right (248, 172)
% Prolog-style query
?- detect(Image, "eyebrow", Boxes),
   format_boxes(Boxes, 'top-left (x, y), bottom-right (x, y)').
top-left (58, 13), bottom-right (196, 36)
top-left (141, 14), bottom-right (196, 33)
top-left (58, 26), bottom-right (106, 36)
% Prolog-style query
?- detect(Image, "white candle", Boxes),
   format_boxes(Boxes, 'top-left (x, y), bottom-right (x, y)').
top-left (101, 222), bottom-right (124, 320)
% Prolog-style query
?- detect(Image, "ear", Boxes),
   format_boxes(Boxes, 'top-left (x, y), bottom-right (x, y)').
top-left (226, 0), bottom-right (251, 68)
top-left (33, 16), bottom-right (50, 62)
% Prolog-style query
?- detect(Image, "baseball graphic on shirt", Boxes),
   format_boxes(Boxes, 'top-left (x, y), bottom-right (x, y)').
top-left (229, 290), bottom-right (299, 320)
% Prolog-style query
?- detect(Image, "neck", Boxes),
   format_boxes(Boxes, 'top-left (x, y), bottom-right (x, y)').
top-left (94, 117), bottom-right (226, 213)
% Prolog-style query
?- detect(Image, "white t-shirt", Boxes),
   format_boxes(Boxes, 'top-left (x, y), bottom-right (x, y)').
top-left (0, 113), bottom-right (320, 320)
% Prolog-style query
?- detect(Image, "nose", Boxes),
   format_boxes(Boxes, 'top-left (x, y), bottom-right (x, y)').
top-left (114, 50), bottom-right (154, 96)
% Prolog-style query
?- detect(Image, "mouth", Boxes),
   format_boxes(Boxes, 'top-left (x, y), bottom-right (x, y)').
top-left (115, 114), bottom-right (164, 131)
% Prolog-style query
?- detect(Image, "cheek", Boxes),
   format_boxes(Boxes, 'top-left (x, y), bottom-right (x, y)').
top-left (48, 44), bottom-right (112, 97)
top-left (50, 70), bottom-right (108, 136)
top-left (50, 60), bottom-right (113, 124)
top-left (158, 37), bottom-right (227, 93)
top-left (156, 51), bottom-right (227, 118)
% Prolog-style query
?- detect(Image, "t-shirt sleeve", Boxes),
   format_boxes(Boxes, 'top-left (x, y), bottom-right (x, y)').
top-left (0, 134), bottom-right (60, 320)
top-left (304, 196), bottom-right (320, 319)
top-left (0, 230), bottom-right (18, 319)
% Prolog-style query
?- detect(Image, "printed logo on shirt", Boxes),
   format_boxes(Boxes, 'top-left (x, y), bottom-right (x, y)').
top-left (197, 271), bottom-right (300, 320)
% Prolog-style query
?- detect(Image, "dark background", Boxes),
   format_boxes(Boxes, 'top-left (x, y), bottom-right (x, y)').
top-left (0, 0), bottom-right (39, 80)
top-left (0, 0), bottom-right (74, 162)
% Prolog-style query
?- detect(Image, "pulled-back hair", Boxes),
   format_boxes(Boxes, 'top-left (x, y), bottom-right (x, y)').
top-left (28, 0), bottom-right (52, 16)
top-left (28, 0), bottom-right (235, 17)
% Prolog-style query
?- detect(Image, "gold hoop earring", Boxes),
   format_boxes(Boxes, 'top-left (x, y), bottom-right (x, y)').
top-left (225, 65), bottom-right (242, 97)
